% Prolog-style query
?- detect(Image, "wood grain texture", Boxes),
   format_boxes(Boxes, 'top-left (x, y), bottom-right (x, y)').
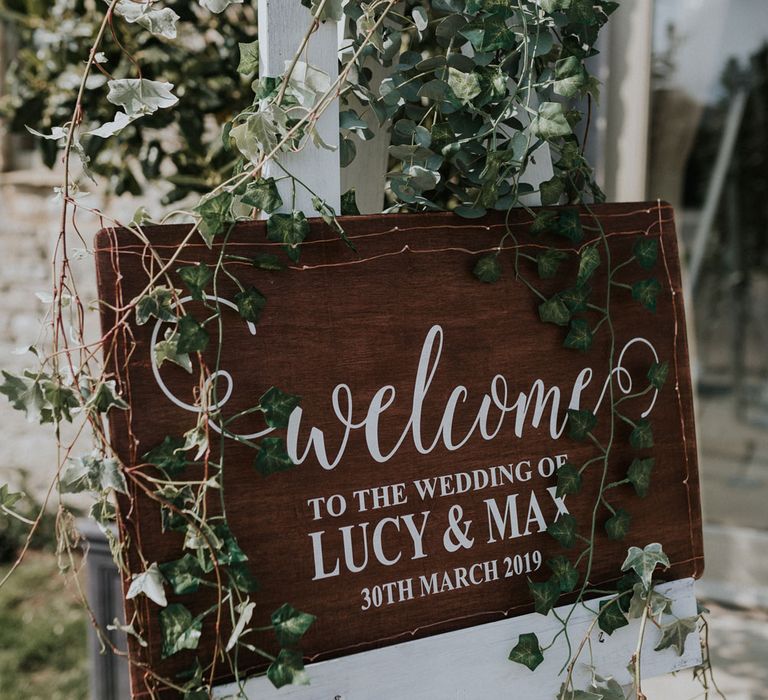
top-left (94, 202), bottom-right (703, 697)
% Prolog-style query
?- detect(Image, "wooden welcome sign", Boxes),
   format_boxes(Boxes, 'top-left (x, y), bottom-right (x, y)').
top-left (95, 201), bottom-right (703, 694)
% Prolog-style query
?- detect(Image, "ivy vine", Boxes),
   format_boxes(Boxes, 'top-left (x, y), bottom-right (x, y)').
top-left (0, 1), bottom-right (722, 699)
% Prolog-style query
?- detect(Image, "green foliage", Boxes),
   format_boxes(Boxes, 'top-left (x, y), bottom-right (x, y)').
top-left (547, 555), bottom-right (579, 593)
top-left (508, 632), bottom-right (544, 671)
top-left (260, 387), bottom-right (301, 429)
top-left (577, 244), bottom-right (600, 285)
top-left (144, 436), bottom-right (188, 475)
top-left (547, 514), bottom-right (577, 549)
top-left (135, 286), bottom-right (177, 325)
top-left (563, 319), bottom-right (593, 351)
top-left (1, 2), bottom-right (259, 201)
top-left (539, 296), bottom-right (571, 326)
top-left (160, 604), bottom-right (203, 658)
top-left (631, 278), bottom-right (662, 312)
top-left (598, 598), bottom-right (629, 635)
top-left (271, 603), bottom-right (317, 646)
top-left (654, 616), bottom-right (699, 656)
top-left (0, 553), bottom-right (88, 699)
top-left (254, 437), bottom-right (295, 476)
top-left (621, 543), bottom-right (671, 592)
top-left (556, 463), bottom-right (582, 498)
top-left (267, 212), bottom-right (310, 262)
top-left (537, 249), bottom-right (569, 279)
top-left (473, 255), bottom-right (502, 283)
top-left (178, 264), bottom-right (213, 301)
top-left (627, 458), bottom-right (654, 498)
top-left (528, 578), bottom-right (560, 615)
top-left (604, 508), bottom-right (631, 541)
top-left (567, 409), bottom-right (597, 440)
top-left (267, 649), bottom-right (309, 688)
top-left (647, 361), bottom-right (669, 390)
top-left (234, 287), bottom-right (267, 324)
top-left (629, 419), bottom-right (654, 449)
top-left (176, 316), bottom-right (210, 354)
top-left (633, 237), bottom-right (659, 269)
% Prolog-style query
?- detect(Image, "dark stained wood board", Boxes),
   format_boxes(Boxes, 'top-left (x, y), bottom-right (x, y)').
top-left (94, 202), bottom-right (703, 696)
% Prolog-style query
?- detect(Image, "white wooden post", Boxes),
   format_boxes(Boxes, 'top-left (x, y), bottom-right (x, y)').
top-left (258, 0), bottom-right (341, 213)
top-left (215, 5), bottom-right (705, 698)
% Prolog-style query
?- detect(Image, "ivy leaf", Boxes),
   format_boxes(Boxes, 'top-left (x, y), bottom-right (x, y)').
top-left (627, 457), bottom-right (654, 498)
top-left (508, 632), bottom-right (544, 671)
top-left (195, 191), bottom-right (233, 246)
top-left (241, 177), bottom-right (283, 214)
top-left (473, 255), bottom-right (502, 283)
top-left (567, 409), bottom-right (597, 440)
top-left (212, 522), bottom-right (249, 565)
top-left (531, 102), bottom-right (572, 141)
top-left (115, 1), bottom-right (180, 39)
top-left (237, 40), bottom-right (259, 75)
top-left (537, 249), bottom-right (568, 279)
top-left (154, 329), bottom-right (193, 374)
top-left (560, 285), bottom-right (591, 313)
top-left (555, 209), bottom-right (583, 243)
top-left (0, 371), bottom-right (45, 422)
top-left (654, 617), bottom-right (698, 656)
top-left (577, 244), bottom-right (600, 284)
top-left (249, 253), bottom-right (286, 271)
top-left (530, 210), bottom-right (559, 236)
top-left (234, 287), bottom-right (266, 324)
top-left (260, 387), bottom-right (301, 429)
top-left (630, 419), bottom-right (654, 449)
top-left (447, 67), bottom-right (482, 103)
top-left (267, 649), bottom-right (309, 689)
top-left (178, 264), bottom-right (213, 301)
top-left (647, 361), bottom-right (669, 390)
top-left (341, 189), bottom-right (360, 215)
top-left (564, 319), bottom-right (593, 352)
top-left (528, 578), bottom-right (560, 615)
top-left (271, 603), bottom-right (317, 646)
top-left (540, 177), bottom-right (565, 206)
top-left (631, 278), bottom-right (662, 312)
top-left (621, 543), bottom-right (670, 591)
top-left (127, 563), bottom-right (167, 607)
top-left (598, 598), bottom-right (629, 635)
top-left (228, 562), bottom-right (259, 593)
top-left (553, 56), bottom-right (586, 97)
top-left (547, 556), bottom-right (579, 593)
top-left (144, 436), bottom-right (187, 475)
top-left (633, 237), bottom-right (658, 269)
top-left (267, 212), bottom-right (309, 262)
top-left (254, 437), bottom-right (294, 476)
top-left (547, 514), bottom-right (577, 548)
top-left (87, 381), bottom-right (129, 413)
top-left (605, 508), bottom-right (631, 541)
top-left (60, 453), bottom-right (127, 494)
top-left (629, 582), bottom-right (672, 620)
top-left (226, 601), bottom-right (256, 652)
top-left (176, 316), bottom-right (209, 354)
top-left (159, 554), bottom-right (205, 595)
top-left (556, 462), bottom-right (582, 498)
top-left (539, 296), bottom-right (571, 326)
top-left (160, 604), bottom-right (202, 658)
top-left (106, 78), bottom-right (178, 116)
top-left (135, 286), bottom-right (177, 325)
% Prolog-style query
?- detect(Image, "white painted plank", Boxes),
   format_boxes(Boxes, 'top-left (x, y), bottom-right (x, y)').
top-left (258, 0), bottom-right (341, 214)
top-left (215, 578), bottom-right (701, 699)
